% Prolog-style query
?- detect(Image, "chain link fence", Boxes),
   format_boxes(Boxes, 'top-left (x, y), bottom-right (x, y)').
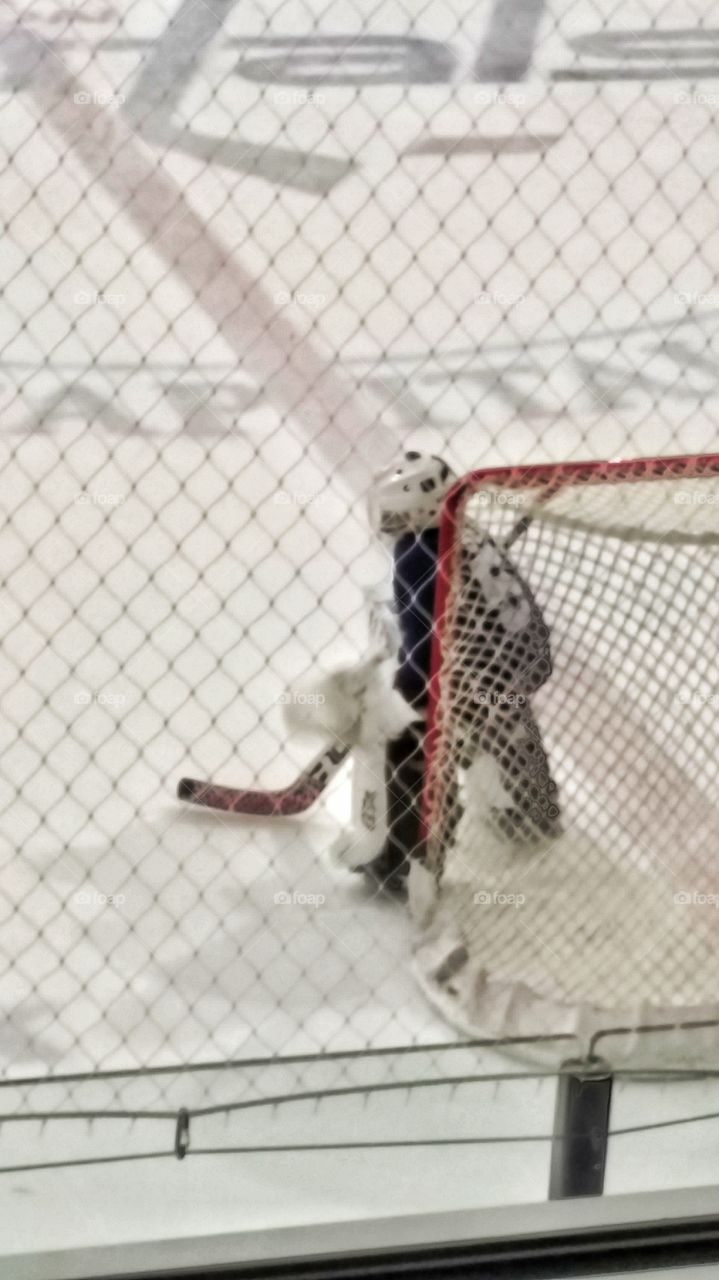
top-left (2, 0), bottom-right (719, 1118)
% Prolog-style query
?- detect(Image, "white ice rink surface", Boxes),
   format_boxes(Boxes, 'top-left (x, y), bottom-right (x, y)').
top-left (2, 0), bottom-right (719, 1259)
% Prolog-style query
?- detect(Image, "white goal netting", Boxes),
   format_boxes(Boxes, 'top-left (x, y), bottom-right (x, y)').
top-left (418, 456), bottom-right (719, 1066)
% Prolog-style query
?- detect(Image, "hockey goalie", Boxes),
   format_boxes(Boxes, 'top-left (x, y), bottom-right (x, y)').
top-left (179, 451), bottom-right (561, 902)
top-left (338, 453), bottom-right (560, 893)
top-left (278, 452), bottom-right (561, 916)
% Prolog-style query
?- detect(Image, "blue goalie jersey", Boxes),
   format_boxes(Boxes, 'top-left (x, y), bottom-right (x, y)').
top-left (392, 528), bottom-right (440, 711)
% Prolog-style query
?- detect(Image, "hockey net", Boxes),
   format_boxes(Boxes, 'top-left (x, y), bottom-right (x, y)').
top-left (417, 454), bottom-right (719, 1066)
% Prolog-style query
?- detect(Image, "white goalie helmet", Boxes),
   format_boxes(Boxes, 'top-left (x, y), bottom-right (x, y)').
top-left (370, 451), bottom-right (457, 535)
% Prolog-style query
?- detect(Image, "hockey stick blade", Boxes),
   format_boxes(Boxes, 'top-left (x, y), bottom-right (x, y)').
top-left (177, 742), bottom-right (351, 816)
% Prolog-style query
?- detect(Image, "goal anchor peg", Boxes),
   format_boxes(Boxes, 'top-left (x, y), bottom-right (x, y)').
top-left (174, 1107), bottom-right (190, 1161)
top-left (549, 1057), bottom-right (613, 1199)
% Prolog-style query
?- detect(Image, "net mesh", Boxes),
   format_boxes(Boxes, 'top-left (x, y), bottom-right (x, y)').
top-left (5, 0), bottom-right (719, 1136)
top-left (418, 456), bottom-right (719, 1064)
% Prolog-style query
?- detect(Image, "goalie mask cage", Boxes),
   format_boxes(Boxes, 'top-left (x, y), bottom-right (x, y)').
top-left (419, 454), bottom-right (719, 1068)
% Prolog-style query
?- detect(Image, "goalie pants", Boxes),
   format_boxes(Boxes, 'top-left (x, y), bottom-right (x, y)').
top-left (363, 702), bottom-right (562, 891)
top-left (362, 719), bottom-right (426, 891)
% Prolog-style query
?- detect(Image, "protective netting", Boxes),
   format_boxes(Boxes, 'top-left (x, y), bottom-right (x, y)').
top-left (3, 0), bottom-right (719, 1112)
top-left (419, 457), bottom-right (719, 1065)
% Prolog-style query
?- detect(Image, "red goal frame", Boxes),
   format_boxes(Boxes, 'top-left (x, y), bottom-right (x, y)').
top-left (421, 451), bottom-right (719, 858)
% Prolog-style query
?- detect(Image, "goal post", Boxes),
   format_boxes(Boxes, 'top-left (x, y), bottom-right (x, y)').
top-left (418, 453), bottom-right (719, 1066)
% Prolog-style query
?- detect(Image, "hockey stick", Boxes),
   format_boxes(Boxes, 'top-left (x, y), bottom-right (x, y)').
top-left (177, 741), bottom-right (352, 816)
top-left (179, 613), bottom-right (399, 818)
